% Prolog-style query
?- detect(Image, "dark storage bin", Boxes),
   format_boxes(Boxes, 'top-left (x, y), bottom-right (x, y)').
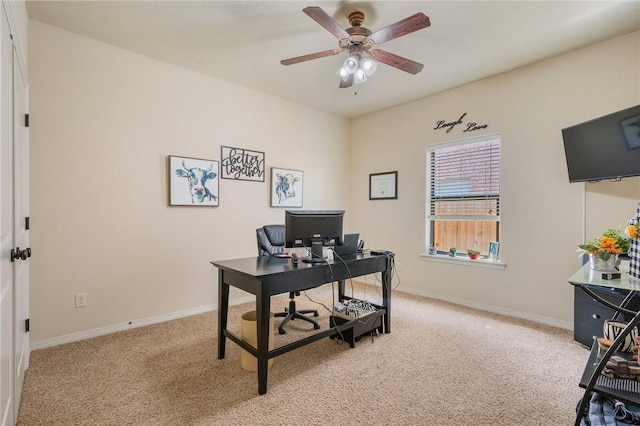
top-left (329, 308), bottom-right (384, 348)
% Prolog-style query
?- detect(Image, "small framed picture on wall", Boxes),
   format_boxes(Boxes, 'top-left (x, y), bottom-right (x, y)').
top-left (369, 171), bottom-right (398, 200)
top-left (270, 167), bottom-right (303, 207)
top-left (168, 155), bottom-right (219, 206)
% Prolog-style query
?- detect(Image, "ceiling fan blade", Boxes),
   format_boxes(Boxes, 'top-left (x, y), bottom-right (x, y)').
top-left (303, 6), bottom-right (350, 40)
top-left (370, 49), bottom-right (424, 75)
top-left (339, 74), bottom-right (354, 89)
top-left (281, 49), bottom-right (343, 66)
top-left (368, 13), bottom-right (431, 45)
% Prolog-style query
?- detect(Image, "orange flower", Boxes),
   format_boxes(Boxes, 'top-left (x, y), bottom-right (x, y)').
top-left (599, 236), bottom-right (622, 254)
top-left (627, 224), bottom-right (639, 239)
top-left (578, 228), bottom-right (630, 260)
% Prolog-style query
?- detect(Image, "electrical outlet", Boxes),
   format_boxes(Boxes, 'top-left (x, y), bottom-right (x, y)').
top-left (75, 292), bottom-right (87, 308)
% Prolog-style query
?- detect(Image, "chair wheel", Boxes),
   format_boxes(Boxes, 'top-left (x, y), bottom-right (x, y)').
top-left (313, 312), bottom-right (319, 317)
top-left (278, 329), bottom-right (286, 335)
top-left (313, 323), bottom-right (321, 329)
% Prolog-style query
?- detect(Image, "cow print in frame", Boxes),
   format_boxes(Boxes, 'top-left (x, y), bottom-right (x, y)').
top-left (270, 167), bottom-right (303, 208)
top-left (169, 155), bottom-right (220, 206)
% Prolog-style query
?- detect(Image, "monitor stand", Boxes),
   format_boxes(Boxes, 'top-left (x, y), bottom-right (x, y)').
top-left (302, 240), bottom-right (327, 264)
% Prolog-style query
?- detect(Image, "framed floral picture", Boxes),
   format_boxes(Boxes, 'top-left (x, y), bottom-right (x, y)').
top-left (168, 155), bottom-right (219, 206)
top-left (270, 167), bottom-right (303, 207)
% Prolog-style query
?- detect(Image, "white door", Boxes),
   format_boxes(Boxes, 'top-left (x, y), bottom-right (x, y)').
top-left (0, 5), bottom-right (14, 424)
top-left (12, 40), bottom-right (29, 417)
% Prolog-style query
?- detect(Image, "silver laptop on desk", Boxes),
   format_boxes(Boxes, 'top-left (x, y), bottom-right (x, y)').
top-left (333, 233), bottom-right (360, 257)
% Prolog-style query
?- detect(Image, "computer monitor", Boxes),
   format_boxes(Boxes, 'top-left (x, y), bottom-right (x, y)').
top-left (285, 210), bottom-right (344, 263)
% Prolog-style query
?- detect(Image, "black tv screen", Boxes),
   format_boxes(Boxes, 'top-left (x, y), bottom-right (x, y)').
top-left (562, 104), bottom-right (640, 182)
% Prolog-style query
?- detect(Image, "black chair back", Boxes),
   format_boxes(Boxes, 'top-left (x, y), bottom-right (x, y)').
top-left (256, 224), bottom-right (285, 256)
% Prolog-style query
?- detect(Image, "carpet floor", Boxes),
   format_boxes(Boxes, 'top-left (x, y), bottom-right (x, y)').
top-left (17, 282), bottom-right (587, 425)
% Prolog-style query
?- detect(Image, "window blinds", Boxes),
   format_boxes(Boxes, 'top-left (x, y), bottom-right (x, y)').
top-left (428, 137), bottom-right (501, 221)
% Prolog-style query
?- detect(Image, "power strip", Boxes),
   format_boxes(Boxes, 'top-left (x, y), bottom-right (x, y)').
top-left (333, 299), bottom-right (378, 320)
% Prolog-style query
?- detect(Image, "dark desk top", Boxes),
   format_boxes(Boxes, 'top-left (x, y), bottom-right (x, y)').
top-left (211, 253), bottom-right (389, 295)
top-left (212, 253), bottom-right (383, 276)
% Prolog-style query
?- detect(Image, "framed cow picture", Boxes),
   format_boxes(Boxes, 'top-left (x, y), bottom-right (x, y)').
top-left (270, 167), bottom-right (303, 208)
top-left (168, 155), bottom-right (219, 206)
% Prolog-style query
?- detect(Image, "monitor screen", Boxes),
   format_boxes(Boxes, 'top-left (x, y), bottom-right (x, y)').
top-left (562, 104), bottom-right (640, 182)
top-left (285, 210), bottom-right (344, 263)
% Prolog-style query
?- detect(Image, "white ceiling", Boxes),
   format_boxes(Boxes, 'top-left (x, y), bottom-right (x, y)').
top-left (26, 1), bottom-right (640, 119)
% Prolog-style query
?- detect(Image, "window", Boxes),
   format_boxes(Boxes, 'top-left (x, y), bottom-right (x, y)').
top-left (427, 134), bottom-right (501, 257)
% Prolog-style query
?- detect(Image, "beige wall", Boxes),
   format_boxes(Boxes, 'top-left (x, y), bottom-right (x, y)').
top-left (28, 21), bottom-right (350, 343)
top-left (349, 32), bottom-right (640, 326)
top-left (29, 19), bottom-right (640, 344)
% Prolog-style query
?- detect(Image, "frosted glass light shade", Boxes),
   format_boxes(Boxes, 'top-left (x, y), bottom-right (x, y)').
top-left (360, 58), bottom-right (377, 76)
top-left (343, 54), bottom-right (359, 74)
top-left (354, 68), bottom-right (368, 84)
top-left (337, 67), bottom-right (350, 80)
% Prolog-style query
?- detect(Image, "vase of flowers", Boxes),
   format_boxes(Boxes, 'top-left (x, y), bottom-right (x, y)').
top-left (428, 243), bottom-right (439, 255)
top-left (578, 228), bottom-right (630, 272)
top-left (589, 254), bottom-right (619, 272)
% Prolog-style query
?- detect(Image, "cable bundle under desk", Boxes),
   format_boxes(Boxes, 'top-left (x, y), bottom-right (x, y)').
top-left (330, 298), bottom-right (385, 348)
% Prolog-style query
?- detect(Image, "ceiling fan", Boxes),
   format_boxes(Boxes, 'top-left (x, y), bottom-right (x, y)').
top-left (280, 6), bottom-right (431, 88)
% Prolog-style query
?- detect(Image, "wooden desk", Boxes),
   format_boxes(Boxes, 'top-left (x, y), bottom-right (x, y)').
top-left (211, 253), bottom-right (393, 395)
top-left (569, 261), bottom-right (640, 426)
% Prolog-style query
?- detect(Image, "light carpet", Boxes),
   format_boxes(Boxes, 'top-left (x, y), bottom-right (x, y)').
top-left (17, 282), bottom-right (588, 425)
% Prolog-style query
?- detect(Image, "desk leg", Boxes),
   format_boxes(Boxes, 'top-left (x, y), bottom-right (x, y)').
top-left (217, 269), bottom-right (229, 359)
top-left (256, 287), bottom-right (271, 395)
top-left (382, 264), bottom-right (391, 334)
top-left (338, 279), bottom-right (345, 301)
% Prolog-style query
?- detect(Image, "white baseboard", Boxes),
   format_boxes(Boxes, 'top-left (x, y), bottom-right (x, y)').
top-left (30, 295), bottom-right (255, 350)
top-left (31, 286), bottom-right (573, 351)
top-left (394, 285), bottom-right (574, 330)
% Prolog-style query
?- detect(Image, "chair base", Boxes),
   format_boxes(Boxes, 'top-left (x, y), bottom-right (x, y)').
top-left (274, 298), bottom-right (320, 335)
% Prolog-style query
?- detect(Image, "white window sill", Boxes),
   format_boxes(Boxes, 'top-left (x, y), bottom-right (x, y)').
top-left (420, 253), bottom-right (506, 270)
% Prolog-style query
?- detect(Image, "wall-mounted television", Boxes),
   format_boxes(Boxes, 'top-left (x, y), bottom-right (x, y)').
top-left (562, 104), bottom-right (640, 183)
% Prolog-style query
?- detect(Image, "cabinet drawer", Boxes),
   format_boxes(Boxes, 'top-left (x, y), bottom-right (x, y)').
top-left (575, 286), bottom-right (626, 306)
top-left (574, 302), bottom-right (617, 324)
top-left (574, 320), bottom-right (599, 347)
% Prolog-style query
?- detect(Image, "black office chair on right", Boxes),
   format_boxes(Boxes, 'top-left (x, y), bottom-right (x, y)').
top-left (256, 224), bottom-right (320, 335)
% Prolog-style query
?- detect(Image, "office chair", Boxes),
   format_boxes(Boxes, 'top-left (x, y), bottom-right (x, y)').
top-left (256, 224), bottom-right (320, 335)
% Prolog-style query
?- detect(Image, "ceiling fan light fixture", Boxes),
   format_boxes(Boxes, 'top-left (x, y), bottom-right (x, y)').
top-left (354, 68), bottom-right (368, 84)
top-left (282, 7), bottom-right (430, 89)
top-left (337, 66), bottom-right (350, 80)
top-left (360, 57), bottom-right (377, 76)
top-left (343, 53), bottom-right (360, 74)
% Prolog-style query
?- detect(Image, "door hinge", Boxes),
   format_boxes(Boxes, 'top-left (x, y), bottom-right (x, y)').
top-left (25, 216), bottom-right (29, 230)
top-left (25, 318), bottom-right (29, 333)
top-left (24, 114), bottom-right (29, 128)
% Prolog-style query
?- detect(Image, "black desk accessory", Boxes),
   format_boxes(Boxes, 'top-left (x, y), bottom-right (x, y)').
top-left (602, 272), bottom-right (621, 280)
top-left (370, 250), bottom-right (394, 256)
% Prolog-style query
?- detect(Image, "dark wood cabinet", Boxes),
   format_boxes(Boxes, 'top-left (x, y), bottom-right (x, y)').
top-left (574, 285), bottom-right (640, 347)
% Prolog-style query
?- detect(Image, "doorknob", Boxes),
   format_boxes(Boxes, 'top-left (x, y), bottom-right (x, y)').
top-left (11, 247), bottom-right (31, 262)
